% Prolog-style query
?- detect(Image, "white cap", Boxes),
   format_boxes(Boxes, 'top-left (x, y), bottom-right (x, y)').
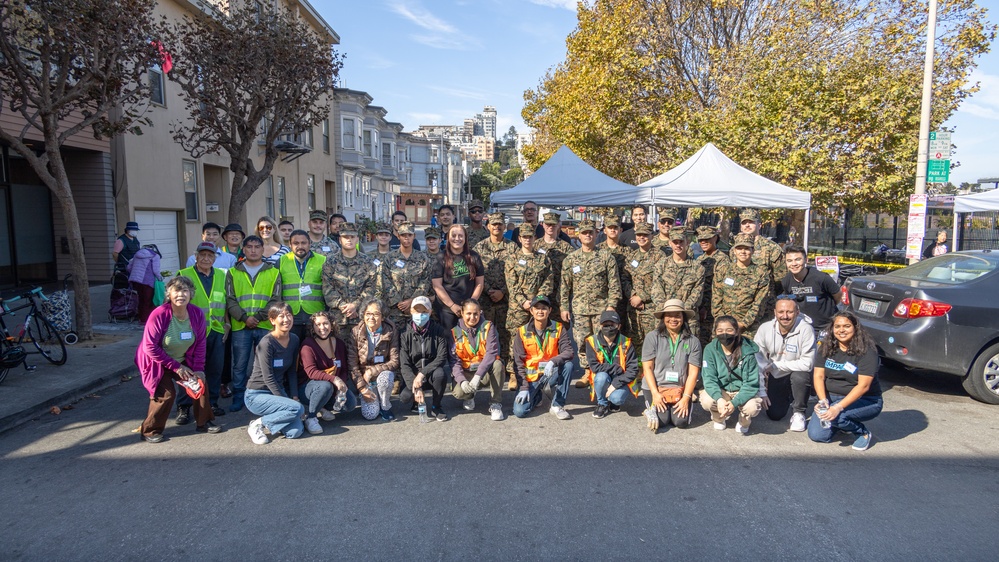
top-left (411, 296), bottom-right (432, 312)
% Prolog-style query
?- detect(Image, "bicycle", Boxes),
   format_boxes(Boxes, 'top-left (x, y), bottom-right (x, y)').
top-left (0, 286), bottom-right (68, 384)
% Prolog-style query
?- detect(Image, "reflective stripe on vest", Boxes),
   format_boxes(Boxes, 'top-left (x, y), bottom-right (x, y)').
top-left (179, 266), bottom-right (226, 334)
top-left (518, 322), bottom-right (562, 382)
top-left (279, 252), bottom-right (326, 314)
top-left (452, 321), bottom-right (491, 369)
top-left (230, 266), bottom-right (279, 331)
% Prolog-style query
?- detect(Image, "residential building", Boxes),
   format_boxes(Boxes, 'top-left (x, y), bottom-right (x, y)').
top-left (516, 132), bottom-right (534, 171)
top-left (475, 136), bottom-right (496, 163)
top-left (476, 105), bottom-right (497, 140)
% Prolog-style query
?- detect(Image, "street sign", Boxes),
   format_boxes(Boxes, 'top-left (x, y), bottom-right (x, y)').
top-left (927, 159), bottom-right (950, 183)
top-left (928, 131), bottom-right (952, 159)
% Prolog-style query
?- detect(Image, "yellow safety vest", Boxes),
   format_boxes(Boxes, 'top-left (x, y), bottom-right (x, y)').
top-left (279, 252), bottom-right (326, 315)
top-left (179, 266), bottom-right (226, 335)
top-left (229, 266), bottom-right (279, 331)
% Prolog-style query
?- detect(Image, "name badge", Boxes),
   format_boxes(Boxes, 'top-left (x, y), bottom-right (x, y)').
top-left (518, 259), bottom-right (527, 265)
top-left (373, 259), bottom-right (381, 266)
top-left (274, 359), bottom-right (284, 368)
top-left (664, 371), bottom-right (680, 383)
top-left (702, 360), bottom-right (708, 367)
top-left (786, 344), bottom-right (798, 353)
top-left (538, 249), bottom-right (547, 254)
top-left (572, 265), bottom-right (581, 274)
top-left (724, 278), bottom-right (735, 286)
top-left (321, 246), bottom-right (331, 252)
top-left (805, 296), bottom-right (818, 302)
top-left (395, 260), bottom-right (405, 268)
top-left (374, 355), bottom-right (384, 364)
top-left (631, 260), bottom-right (639, 267)
top-left (844, 362), bottom-right (857, 374)
top-left (179, 331), bottom-right (193, 341)
top-left (538, 361), bottom-right (549, 370)
top-left (299, 285), bottom-right (312, 297)
top-left (334, 360), bottom-right (341, 368)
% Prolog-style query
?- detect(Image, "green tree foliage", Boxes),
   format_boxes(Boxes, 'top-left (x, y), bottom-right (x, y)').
top-left (502, 167), bottom-right (525, 186)
top-left (522, 0), bottom-right (994, 215)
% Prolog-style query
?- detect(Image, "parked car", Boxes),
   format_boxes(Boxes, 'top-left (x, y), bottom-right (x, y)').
top-left (843, 250), bottom-right (999, 404)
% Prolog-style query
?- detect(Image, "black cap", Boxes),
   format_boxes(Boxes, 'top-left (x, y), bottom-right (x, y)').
top-left (530, 295), bottom-right (552, 308)
top-left (599, 310), bottom-right (621, 324)
top-left (222, 223), bottom-right (245, 237)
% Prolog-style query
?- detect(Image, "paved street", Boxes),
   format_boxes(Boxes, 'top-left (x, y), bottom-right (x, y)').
top-left (1, 364), bottom-right (997, 560)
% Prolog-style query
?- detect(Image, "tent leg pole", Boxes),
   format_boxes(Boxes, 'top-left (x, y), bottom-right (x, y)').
top-left (953, 213), bottom-right (961, 252)
top-left (804, 209), bottom-right (810, 252)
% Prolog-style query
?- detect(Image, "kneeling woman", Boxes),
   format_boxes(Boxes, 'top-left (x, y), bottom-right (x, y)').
top-left (245, 302), bottom-right (305, 444)
top-left (450, 299), bottom-right (506, 420)
top-left (699, 315), bottom-right (763, 434)
top-left (809, 311), bottom-right (882, 451)
top-left (641, 300), bottom-right (702, 433)
top-left (298, 311), bottom-right (354, 434)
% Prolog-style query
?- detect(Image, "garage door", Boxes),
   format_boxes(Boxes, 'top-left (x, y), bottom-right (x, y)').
top-left (134, 210), bottom-right (180, 275)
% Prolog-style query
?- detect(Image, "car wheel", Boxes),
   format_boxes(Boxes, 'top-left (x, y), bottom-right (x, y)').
top-left (963, 343), bottom-right (999, 405)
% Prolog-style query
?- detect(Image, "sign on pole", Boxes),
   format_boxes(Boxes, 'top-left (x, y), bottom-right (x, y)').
top-left (906, 194), bottom-right (928, 260)
top-left (815, 256), bottom-right (840, 284)
top-left (927, 131), bottom-right (951, 183)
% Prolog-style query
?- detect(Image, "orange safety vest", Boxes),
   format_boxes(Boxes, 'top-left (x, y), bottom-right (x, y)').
top-left (452, 321), bottom-right (492, 370)
top-left (583, 334), bottom-right (641, 400)
top-left (518, 322), bottom-right (563, 382)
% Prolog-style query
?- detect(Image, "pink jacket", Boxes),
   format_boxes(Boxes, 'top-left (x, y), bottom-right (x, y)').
top-left (135, 302), bottom-right (207, 396)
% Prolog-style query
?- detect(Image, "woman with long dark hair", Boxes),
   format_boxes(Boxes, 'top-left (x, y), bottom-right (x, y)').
top-left (298, 310), bottom-right (353, 434)
top-left (640, 300), bottom-right (702, 433)
top-left (698, 315), bottom-right (763, 434)
top-left (808, 311), bottom-right (882, 451)
top-left (432, 224), bottom-right (485, 329)
top-left (244, 301), bottom-right (305, 444)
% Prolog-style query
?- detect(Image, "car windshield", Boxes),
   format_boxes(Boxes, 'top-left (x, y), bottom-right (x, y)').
top-left (888, 253), bottom-right (999, 285)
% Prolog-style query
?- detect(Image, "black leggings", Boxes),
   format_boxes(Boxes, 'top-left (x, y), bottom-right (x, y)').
top-left (400, 366), bottom-right (447, 409)
top-left (643, 389), bottom-right (691, 428)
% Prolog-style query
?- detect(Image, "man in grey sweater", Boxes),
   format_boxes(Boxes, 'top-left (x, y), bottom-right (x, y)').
top-left (753, 297), bottom-right (816, 432)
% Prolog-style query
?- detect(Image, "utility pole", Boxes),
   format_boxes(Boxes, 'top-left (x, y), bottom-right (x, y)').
top-left (909, 0), bottom-right (938, 264)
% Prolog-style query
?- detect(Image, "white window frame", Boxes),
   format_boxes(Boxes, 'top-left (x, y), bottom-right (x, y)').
top-left (277, 176), bottom-right (286, 217)
top-left (182, 159), bottom-right (198, 221)
top-left (149, 65), bottom-right (166, 106)
top-left (307, 174), bottom-right (316, 210)
top-left (342, 118), bottom-right (356, 150)
top-left (322, 119), bottom-right (330, 154)
top-left (265, 176), bottom-right (275, 218)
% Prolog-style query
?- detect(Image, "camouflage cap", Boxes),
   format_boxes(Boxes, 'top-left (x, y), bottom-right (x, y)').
top-left (696, 225), bottom-right (720, 240)
top-left (309, 209), bottom-right (328, 221)
top-left (732, 232), bottom-right (755, 248)
top-left (468, 200), bottom-right (485, 211)
top-left (487, 212), bottom-right (505, 225)
top-left (542, 211), bottom-right (561, 225)
top-left (340, 222), bottom-right (359, 235)
top-left (603, 215), bottom-right (621, 228)
top-left (633, 222), bottom-right (653, 236)
top-left (375, 221), bottom-right (392, 234)
top-left (424, 226), bottom-right (441, 239)
top-left (739, 208), bottom-right (761, 222)
top-left (577, 219), bottom-right (596, 233)
top-left (517, 223), bottom-right (536, 237)
top-left (397, 221), bottom-right (416, 235)
top-left (657, 207), bottom-right (679, 220)
top-left (668, 226), bottom-right (689, 241)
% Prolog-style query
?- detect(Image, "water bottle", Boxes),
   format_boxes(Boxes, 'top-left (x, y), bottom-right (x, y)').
top-left (418, 402), bottom-right (429, 423)
top-left (816, 401), bottom-right (832, 429)
top-left (334, 391), bottom-right (347, 412)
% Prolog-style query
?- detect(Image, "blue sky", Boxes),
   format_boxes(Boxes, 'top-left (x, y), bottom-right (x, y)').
top-left (314, 0), bottom-right (998, 186)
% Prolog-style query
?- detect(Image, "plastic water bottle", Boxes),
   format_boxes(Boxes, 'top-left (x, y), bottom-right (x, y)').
top-left (816, 402), bottom-right (832, 429)
top-left (418, 403), bottom-right (429, 423)
top-left (333, 391), bottom-right (347, 412)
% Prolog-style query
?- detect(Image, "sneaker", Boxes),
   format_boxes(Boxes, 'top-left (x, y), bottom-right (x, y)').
top-left (305, 417), bottom-right (323, 435)
top-left (462, 398), bottom-right (475, 411)
top-left (318, 408), bottom-right (335, 421)
top-left (211, 405), bottom-right (226, 417)
top-left (432, 408), bottom-right (448, 422)
top-left (380, 408), bottom-right (396, 421)
top-left (852, 431), bottom-right (873, 451)
top-left (573, 378), bottom-right (589, 389)
top-left (734, 422), bottom-right (749, 434)
top-left (196, 421), bottom-right (222, 434)
top-left (712, 421), bottom-right (726, 430)
top-left (789, 412), bottom-right (807, 432)
top-left (608, 404), bottom-right (621, 413)
top-left (592, 404), bottom-right (609, 419)
top-left (141, 433), bottom-right (165, 443)
top-left (549, 405), bottom-right (572, 420)
top-left (175, 407), bottom-right (191, 426)
top-left (247, 418), bottom-right (269, 445)
top-left (489, 403), bottom-right (505, 421)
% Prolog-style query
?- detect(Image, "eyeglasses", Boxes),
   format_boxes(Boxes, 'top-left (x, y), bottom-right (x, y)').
top-left (364, 312), bottom-right (382, 317)
top-left (470, 209), bottom-right (484, 213)
top-left (658, 219), bottom-right (672, 224)
top-left (523, 208), bottom-right (538, 212)
top-left (258, 225), bottom-right (273, 231)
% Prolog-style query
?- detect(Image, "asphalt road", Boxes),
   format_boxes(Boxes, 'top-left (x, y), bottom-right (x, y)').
top-left (2, 365), bottom-right (998, 560)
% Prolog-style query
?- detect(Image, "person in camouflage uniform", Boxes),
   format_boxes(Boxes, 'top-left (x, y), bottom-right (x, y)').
top-left (651, 207), bottom-right (679, 252)
top-left (560, 219), bottom-right (622, 374)
top-left (424, 227), bottom-right (442, 258)
top-left (307, 210), bottom-right (339, 257)
top-left (371, 221), bottom-right (394, 297)
top-left (505, 222), bottom-right (554, 390)
top-left (466, 200), bottom-right (490, 249)
top-left (533, 211), bottom-right (575, 322)
top-left (694, 225), bottom-right (731, 346)
top-left (474, 212), bottom-right (518, 372)
top-left (713, 233), bottom-right (770, 337)
top-left (735, 208), bottom-right (787, 322)
top-left (652, 226), bottom-right (705, 337)
top-left (383, 221), bottom-right (434, 328)
top-left (625, 222), bottom-right (665, 351)
top-left (322, 223), bottom-right (385, 343)
top-left (596, 215), bottom-right (631, 335)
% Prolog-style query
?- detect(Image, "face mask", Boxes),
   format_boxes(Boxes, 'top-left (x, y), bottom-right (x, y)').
top-left (412, 312), bottom-right (430, 327)
top-left (126, 230), bottom-right (138, 237)
top-left (600, 326), bottom-right (619, 340)
top-left (717, 333), bottom-right (738, 347)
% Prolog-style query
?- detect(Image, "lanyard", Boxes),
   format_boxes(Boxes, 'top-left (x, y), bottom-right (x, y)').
top-left (295, 255), bottom-right (310, 279)
top-left (467, 326), bottom-right (481, 355)
top-left (532, 326), bottom-right (552, 353)
top-left (667, 333), bottom-right (685, 369)
top-left (593, 335), bottom-right (618, 365)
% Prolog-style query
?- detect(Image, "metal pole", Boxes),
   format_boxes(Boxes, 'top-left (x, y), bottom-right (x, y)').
top-left (911, 0), bottom-right (938, 264)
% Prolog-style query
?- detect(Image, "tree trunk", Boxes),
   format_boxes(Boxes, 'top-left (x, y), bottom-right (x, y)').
top-left (49, 158), bottom-right (94, 340)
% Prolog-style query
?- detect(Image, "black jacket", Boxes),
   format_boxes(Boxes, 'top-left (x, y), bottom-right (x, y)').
top-left (399, 320), bottom-right (449, 379)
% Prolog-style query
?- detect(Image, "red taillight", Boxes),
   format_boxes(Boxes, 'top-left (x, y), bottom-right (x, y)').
top-left (840, 285), bottom-right (850, 306)
top-left (892, 298), bottom-right (952, 318)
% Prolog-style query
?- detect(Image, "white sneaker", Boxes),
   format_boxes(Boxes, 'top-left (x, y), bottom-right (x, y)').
top-left (735, 422), bottom-right (749, 434)
top-left (549, 405), bottom-right (572, 420)
top-left (789, 412), bottom-right (807, 432)
top-left (247, 418), bottom-right (269, 445)
top-left (462, 398), bottom-right (475, 411)
top-left (305, 417), bottom-right (323, 435)
top-left (318, 408), bottom-right (335, 421)
top-left (713, 421), bottom-right (726, 430)
top-left (489, 403), bottom-right (505, 421)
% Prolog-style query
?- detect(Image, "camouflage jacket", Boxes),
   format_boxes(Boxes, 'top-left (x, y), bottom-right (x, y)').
top-left (711, 260), bottom-right (770, 330)
top-left (695, 250), bottom-right (731, 311)
top-left (467, 225), bottom-right (490, 249)
top-left (474, 237), bottom-right (518, 302)
top-left (505, 249), bottom-right (554, 310)
top-left (382, 249), bottom-right (434, 308)
top-left (597, 241), bottom-right (633, 300)
top-left (625, 246), bottom-right (666, 307)
top-left (321, 251), bottom-right (383, 326)
top-left (652, 255), bottom-right (706, 312)
top-left (560, 247), bottom-right (622, 315)
top-left (533, 237), bottom-right (575, 306)
top-left (310, 235), bottom-right (340, 257)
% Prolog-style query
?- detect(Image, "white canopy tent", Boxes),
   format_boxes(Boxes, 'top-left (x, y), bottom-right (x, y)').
top-left (952, 189), bottom-right (999, 250)
top-left (637, 143), bottom-right (813, 248)
top-left (489, 145), bottom-right (643, 206)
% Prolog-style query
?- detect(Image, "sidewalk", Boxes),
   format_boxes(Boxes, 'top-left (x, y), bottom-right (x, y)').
top-left (0, 283), bottom-right (142, 434)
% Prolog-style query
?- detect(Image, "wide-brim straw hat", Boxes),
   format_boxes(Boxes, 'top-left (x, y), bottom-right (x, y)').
top-left (654, 298), bottom-right (695, 320)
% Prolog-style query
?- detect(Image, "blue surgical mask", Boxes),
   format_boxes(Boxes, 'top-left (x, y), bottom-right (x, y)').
top-left (412, 312), bottom-right (430, 327)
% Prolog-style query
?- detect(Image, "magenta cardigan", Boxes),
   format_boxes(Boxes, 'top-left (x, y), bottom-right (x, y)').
top-left (135, 302), bottom-right (207, 396)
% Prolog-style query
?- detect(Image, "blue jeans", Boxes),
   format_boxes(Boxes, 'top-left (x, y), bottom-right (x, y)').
top-left (177, 330), bottom-right (224, 408)
top-left (245, 389), bottom-right (305, 439)
top-left (513, 361), bottom-right (573, 418)
top-left (298, 379), bottom-right (358, 418)
top-left (230, 328), bottom-right (269, 396)
top-left (807, 393), bottom-right (883, 442)
top-left (592, 372), bottom-right (631, 407)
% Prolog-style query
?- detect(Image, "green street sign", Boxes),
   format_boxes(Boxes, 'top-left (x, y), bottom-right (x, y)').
top-left (927, 159), bottom-right (950, 183)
